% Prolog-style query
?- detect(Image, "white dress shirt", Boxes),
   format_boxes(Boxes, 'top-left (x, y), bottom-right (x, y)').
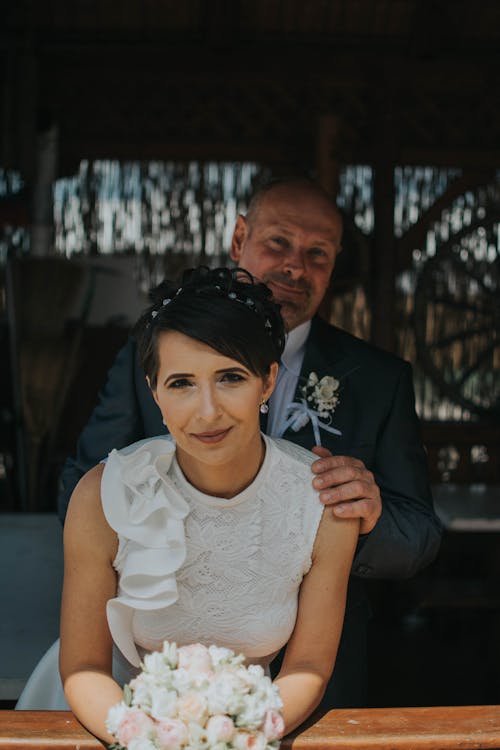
top-left (267, 320), bottom-right (311, 437)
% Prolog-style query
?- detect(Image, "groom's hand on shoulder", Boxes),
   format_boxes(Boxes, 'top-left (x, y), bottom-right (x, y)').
top-left (310, 446), bottom-right (382, 535)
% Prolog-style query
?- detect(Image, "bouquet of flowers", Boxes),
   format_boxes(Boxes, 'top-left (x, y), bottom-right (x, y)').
top-left (106, 642), bottom-right (285, 750)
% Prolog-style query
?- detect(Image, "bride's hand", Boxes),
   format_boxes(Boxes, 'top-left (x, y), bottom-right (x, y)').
top-left (309, 446), bottom-right (382, 535)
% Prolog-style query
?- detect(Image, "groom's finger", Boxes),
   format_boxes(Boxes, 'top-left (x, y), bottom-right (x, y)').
top-left (310, 445), bottom-right (332, 459)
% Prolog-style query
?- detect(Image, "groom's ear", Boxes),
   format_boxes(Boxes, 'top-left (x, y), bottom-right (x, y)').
top-left (230, 215), bottom-right (248, 262)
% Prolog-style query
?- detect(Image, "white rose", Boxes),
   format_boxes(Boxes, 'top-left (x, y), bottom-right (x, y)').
top-left (172, 667), bottom-right (198, 694)
top-left (156, 718), bottom-right (189, 750)
top-left (106, 701), bottom-right (129, 735)
top-left (149, 688), bottom-right (179, 720)
top-left (236, 693), bottom-right (268, 729)
top-left (178, 644), bottom-right (213, 674)
top-left (206, 715), bottom-right (236, 744)
top-left (177, 691), bottom-right (208, 724)
top-left (206, 672), bottom-right (247, 715)
top-left (314, 377), bottom-right (338, 403)
top-left (320, 375), bottom-right (339, 389)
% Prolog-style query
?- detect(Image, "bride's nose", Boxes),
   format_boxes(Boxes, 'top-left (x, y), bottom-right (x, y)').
top-left (197, 384), bottom-right (223, 420)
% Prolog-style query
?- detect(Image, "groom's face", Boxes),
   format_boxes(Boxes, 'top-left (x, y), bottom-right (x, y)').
top-left (230, 183), bottom-right (342, 331)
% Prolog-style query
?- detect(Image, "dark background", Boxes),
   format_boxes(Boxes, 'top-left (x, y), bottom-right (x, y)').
top-left (1, 0), bottom-right (499, 709)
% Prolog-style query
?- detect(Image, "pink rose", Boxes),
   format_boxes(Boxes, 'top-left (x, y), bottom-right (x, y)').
top-left (178, 643), bottom-right (213, 673)
top-left (233, 730), bottom-right (268, 750)
top-left (206, 714), bottom-right (235, 744)
top-left (261, 710), bottom-right (285, 741)
top-left (115, 707), bottom-right (155, 746)
top-left (156, 718), bottom-right (189, 750)
top-left (177, 692), bottom-right (208, 724)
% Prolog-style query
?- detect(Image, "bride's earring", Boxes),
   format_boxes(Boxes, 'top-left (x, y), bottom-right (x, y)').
top-left (162, 419), bottom-right (167, 427)
top-left (259, 401), bottom-right (269, 414)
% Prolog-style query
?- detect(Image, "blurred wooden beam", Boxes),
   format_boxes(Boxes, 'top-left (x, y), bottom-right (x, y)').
top-left (370, 96), bottom-right (397, 353)
top-left (316, 115), bottom-right (342, 201)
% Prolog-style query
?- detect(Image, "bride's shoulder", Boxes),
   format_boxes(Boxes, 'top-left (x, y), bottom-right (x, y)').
top-left (71, 462), bottom-right (105, 506)
top-left (268, 436), bottom-right (316, 470)
top-left (65, 463), bottom-right (116, 556)
top-left (266, 438), bottom-right (318, 492)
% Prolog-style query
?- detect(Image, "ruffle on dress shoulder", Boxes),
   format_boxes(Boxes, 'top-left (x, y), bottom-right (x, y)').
top-left (101, 439), bottom-right (190, 666)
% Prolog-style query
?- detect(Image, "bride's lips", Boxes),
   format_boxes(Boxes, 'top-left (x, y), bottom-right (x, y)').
top-left (191, 427), bottom-right (232, 444)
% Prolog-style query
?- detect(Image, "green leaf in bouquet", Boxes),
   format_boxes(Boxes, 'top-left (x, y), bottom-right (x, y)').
top-left (123, 683), bottom-right (133, 707)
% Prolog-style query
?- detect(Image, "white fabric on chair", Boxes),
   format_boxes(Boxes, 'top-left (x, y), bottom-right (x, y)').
top-left (15, 639), bottom-right (69, 710)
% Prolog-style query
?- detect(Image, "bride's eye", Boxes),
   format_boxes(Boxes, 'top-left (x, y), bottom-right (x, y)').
top-left (168, 378), bottom-right (192, 389)
top-left (220, 372), bottom-right (246, 383)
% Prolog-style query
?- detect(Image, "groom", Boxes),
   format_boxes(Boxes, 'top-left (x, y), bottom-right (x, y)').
top-left (58, 176), bottom-right (442, 709)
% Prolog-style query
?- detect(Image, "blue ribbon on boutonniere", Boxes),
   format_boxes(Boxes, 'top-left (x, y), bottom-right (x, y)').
top-left (277, 371), bottom-right (343, 446)
top-left (278, 397), bottom-right (342, 445)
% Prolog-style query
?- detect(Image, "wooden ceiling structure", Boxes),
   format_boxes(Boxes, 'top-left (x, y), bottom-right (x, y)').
top-left (2, 0), bottom-right (499, 373)
top-left (2, 0), bottom-right (500, 179)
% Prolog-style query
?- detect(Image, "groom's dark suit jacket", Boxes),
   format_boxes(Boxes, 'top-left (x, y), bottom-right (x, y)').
top-left (58, 316), bottom-right (442, 708)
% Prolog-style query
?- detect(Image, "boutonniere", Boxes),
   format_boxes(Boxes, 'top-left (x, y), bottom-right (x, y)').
top-left (279, 371), bottom-right (342, 445)
top-left (301, 372), bottom-right (340, 418)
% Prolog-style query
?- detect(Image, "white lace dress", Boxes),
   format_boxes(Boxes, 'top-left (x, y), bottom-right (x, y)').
top-left (16, 434), bottom-right (323, 708)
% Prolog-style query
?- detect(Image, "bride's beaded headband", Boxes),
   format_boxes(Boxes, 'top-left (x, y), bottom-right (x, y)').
top-left (150, 283), bottom-right (276, 338)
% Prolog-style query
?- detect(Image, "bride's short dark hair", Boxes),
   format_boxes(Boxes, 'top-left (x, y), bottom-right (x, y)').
top-left (134, 266), bottom-right (285, 388)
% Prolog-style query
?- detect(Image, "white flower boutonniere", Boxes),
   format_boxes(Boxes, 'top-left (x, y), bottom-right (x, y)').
top-left (301, 372), bottom-right (340, 419)
top-left (279, 371), bottom-right (342, 445)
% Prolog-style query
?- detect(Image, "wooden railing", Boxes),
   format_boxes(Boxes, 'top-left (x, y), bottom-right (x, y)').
top-left (2, 706), bottom-right (500, 749)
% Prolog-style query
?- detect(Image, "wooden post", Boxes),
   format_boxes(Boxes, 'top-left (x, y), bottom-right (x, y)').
top-left (12, 47), bottom-right (38, 186)
top-left (31, 123), bottom-right (59, 257)
top-left (316, 115), bottom-right (343, 322)
top-left (370, 107), bottom-right (397, 352)
top-left (316, 114), bottom-right (342, 201)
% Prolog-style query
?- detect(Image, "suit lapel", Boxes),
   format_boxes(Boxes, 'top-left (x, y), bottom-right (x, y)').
top-left (280, 317), bottom-right (356, 448)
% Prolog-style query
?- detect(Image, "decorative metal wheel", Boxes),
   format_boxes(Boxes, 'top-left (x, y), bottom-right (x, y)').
top-left (414, 213), bottom-right (500, 419)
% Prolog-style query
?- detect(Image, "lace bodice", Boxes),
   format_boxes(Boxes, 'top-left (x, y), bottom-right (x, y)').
top-left (101, 435), bottom-right (324, 669)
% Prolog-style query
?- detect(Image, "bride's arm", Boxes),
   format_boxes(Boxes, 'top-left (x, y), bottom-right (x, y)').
top-left (59, 464), bottom-right (122, 744)
top-left (273, 510), bottom-right (360, 735)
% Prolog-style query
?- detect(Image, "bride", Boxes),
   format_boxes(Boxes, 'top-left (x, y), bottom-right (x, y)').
top-left (56, 266), bottom-right (358, 744)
